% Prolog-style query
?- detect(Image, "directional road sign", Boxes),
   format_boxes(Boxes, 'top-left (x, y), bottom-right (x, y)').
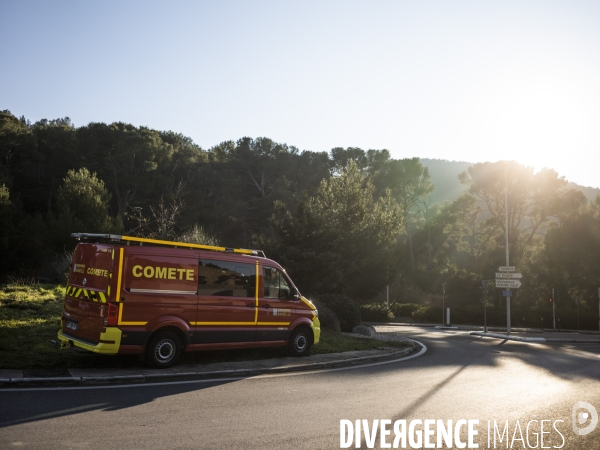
top-left (498, 266), bottom-right (516, 272)
top-left (495, 279), bottom-right (522, 289)
top-left (496, 272), bottom-right (523, 279)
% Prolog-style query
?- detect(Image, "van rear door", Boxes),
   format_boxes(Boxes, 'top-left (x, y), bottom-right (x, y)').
top-left (62, 243), bottom-right (114, 344)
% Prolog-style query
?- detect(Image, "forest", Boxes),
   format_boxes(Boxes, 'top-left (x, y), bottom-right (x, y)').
top-left (1, 109), bottom-right (599, 330)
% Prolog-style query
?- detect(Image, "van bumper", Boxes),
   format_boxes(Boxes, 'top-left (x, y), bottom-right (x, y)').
top-left (57, 327), bottom-right (122, 355)
top-left (311, 317), bottom-right (321, 345)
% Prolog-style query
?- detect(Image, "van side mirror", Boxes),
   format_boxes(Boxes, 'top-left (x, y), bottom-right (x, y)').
top-left (291, 287), bottom-right (300, 300)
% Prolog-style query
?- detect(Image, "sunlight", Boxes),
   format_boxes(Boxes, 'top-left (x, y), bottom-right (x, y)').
top-left (490, 69), bottom-right (590, 172)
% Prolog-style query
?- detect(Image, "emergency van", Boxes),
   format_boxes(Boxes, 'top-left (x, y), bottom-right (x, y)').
top-left (57, 233), bottom-right (320, 368)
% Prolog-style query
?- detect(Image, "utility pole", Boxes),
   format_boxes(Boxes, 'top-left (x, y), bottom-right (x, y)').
top-left (577, 297), bottom-right (580, 331)
top-left (504, 164), bottom-right (511, 334)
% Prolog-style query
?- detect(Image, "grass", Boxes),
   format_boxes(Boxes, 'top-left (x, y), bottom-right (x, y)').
top-left (0, 283), bottom-right (410, 370)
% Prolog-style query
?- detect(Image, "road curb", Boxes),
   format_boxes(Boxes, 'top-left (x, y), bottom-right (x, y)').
top-left (0, 346), bottom-right (415, 388)
top-left (470, 332), bottom-right (546, 342)
top-left (470, 332), bottom-right (600, 344)
top-left (371, 322), bottom-right (600, 335)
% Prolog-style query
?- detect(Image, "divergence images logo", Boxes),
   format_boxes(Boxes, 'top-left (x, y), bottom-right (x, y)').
top-left (572, 401), bottom-right (598, 436)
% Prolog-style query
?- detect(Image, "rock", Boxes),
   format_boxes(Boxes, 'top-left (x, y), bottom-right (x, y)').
top-left (352, 325), bottom-right (377, 337)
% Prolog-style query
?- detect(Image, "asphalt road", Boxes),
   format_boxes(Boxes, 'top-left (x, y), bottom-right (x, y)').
top-left (1, 326), bottom-right (599, 449)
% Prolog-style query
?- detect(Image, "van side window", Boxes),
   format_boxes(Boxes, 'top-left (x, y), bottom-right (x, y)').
top-left (263, 266), bottom-right (291, 299)
top-left (198, 260), bottom-right (256, 297)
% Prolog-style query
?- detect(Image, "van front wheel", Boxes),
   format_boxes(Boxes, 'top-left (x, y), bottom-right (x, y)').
top-left (288, 327), bottom-right (311, 356)
top-left (146, 331), bottom-right (182, 368)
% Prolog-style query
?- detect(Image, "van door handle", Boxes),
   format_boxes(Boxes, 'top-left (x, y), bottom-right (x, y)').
top-left (247, 303), bottom-right (257, 308)
top-left (264, 304), bottom-right (271, 309)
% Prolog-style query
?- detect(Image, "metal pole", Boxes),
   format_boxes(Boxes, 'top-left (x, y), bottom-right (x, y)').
top-left (386, 285), bottom-right (389, 310)
top-left (577, 297), bottom-right (580, 331)
top-left (552, 288), bottom-right (556, 329)
top-left (482, 280), bottom-right (489, 333)
top-left (484, 290), bottom-right (487, 333)
top-left (505, 164), bottom-right (511, 334)
top-left (504, 166), bottom-right (509, 269)
top-left (442, 283), bottom-right (446, 325)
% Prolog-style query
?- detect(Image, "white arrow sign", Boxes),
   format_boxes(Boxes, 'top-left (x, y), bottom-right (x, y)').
top-left (498, 266), bottom-right (516, 272)
top-left (496, 272), bottom-right (523, 279)
top-left (495, 279), bottom-right (522, 289)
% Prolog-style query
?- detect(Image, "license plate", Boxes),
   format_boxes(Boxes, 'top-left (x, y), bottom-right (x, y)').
top-left (66, 320), bottom-right (78, 331)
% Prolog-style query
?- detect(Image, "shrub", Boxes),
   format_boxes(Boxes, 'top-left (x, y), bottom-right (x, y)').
top-left (178, 224), bottom-right (220, 246)
top-left (390, 303), bottom-right (420, 318)
top-left (359, 304), bottom-right (395, 323)
top-left (412, 305), bottom-right (442, 324)
top-left (315, 294), bottom-right (361, 332)
top-left (312, 300), bottom-right (341, 332)
top-left (51, 250), bottom-right (73, 282)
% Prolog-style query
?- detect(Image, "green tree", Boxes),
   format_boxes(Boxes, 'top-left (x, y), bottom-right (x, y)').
top-left (55, 168), bottom-right (114, 233)
top-left (541, 196), bottom-right (600, 311)
top-left (384, 158), bottom-right (434, 270)
top-left (445, 194), bottom-right (502, 272)
top-left (76, 122), bottom-right (174, 219)
top-left (459, 161), bottom-right (584, 266)
top-left (269, 160), bottom-right (402, 300)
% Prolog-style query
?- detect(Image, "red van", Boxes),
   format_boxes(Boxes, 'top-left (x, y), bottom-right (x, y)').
top-left (57, 233), bottom-right (320, 368)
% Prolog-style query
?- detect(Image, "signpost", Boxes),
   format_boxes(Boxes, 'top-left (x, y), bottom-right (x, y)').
top-left (495, 279), bottom-right (522, 289)
top-left (496, 261), bottom-right (523, 334)
top-left (495, 272), bottom-right (522, 279)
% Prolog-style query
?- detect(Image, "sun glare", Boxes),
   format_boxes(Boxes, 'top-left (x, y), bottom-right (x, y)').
top-left (489, 69), bottom-right (591, 173)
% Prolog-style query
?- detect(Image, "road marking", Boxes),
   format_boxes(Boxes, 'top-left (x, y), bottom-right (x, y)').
top-left (0, 341), bottom-right (427, 392)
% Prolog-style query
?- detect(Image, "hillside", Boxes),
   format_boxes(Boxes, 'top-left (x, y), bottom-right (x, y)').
top-left (420, 158), bottom-right (600, 205)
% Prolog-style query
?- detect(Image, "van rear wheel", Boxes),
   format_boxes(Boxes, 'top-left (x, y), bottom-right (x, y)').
top-left (146, 331), bottom-right (182, 368)
top-left (288, 327), bottom-right (311, 356)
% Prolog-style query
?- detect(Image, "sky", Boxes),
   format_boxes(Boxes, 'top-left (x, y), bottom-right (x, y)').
top-left (2, 1), bottom-right (600, 188)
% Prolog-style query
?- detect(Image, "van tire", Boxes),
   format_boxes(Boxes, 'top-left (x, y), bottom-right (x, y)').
top-left (288, 327), bottom-right (311, 357)
top-left (146, 331), bottom-right (182, 368)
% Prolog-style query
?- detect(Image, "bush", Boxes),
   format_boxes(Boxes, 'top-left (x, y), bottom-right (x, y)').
top-left (412, 306), bottom-right (442, 324)
top-left (390, 303), bottom-right (420, 318)
top-left (315, 294), bottom-right (361, 332)
top-left (51, 250), bottom-right (73, 282)
top-left (359, 304), bottom-right (395, 323)
top-left (178, 224), bottom-right (220, 246)
top-left (312, 300), bottom-right (341, 332)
